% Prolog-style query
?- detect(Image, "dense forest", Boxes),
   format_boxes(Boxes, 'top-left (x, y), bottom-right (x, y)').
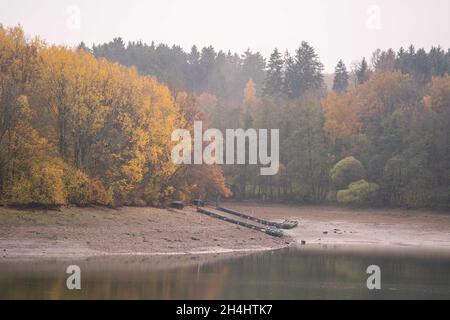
top-left (1, 25), bottom-right (450, 209)
top-left (89, 37), bottom-right (450, 209)
top-left (0, 25), bottom-right (230, 207)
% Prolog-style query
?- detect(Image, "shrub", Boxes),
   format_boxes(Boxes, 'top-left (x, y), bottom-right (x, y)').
top-left (2, 161), bottom-right (67, 207)
top-left (89, 178), bottom-right (113, 206)
top-left (331, 156), bottom-right (365, 189)
top-left (65, 169), bottom-right (113, 206)
top-left (337, 179), bottom-right (379, 205)
top-left (65, 169), bottom-right (91, 206)
top-left (4, 175), bottom-right (33, 205)
top-left (30, 164), bottom-right (66, 205)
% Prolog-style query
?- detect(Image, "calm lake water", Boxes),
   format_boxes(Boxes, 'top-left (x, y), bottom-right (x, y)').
top-left (1, 248), bottom-right (450, 299)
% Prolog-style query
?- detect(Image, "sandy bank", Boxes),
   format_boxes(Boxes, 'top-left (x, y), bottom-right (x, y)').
top-left (0, 205), bottom-right (289, 260)
top-left (225, 202), bottom-right (450, 253)
top-left (1, 203), bottom-right (450, 261)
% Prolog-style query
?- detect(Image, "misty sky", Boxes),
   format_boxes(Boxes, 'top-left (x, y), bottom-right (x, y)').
top-left (1, 0), bottom-right (449, 72)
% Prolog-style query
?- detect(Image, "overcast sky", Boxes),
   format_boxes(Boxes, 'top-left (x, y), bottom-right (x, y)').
top-left (1, 0), bottom-right (449, 72)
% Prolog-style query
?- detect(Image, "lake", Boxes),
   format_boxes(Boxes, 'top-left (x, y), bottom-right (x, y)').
top-left (1, 248), bottom-right (450, 299)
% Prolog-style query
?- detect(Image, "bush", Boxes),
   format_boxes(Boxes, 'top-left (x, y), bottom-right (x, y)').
top-left (31, 164), bottom-right (66, 205)
top-left (65, 169), bottom-right (91, 206)
top-left (65, 169), bottom-right (113, 206)
top-left (5, 163), bottom-right (67, 206)
top-left (337, 179), bottom-right (379, 205)
top-left (331, 156), bottom-right (366, 189)
top-left (89, 178), bottom-right (113, 206)
top-left (4, 175), bottom-right (33, 205)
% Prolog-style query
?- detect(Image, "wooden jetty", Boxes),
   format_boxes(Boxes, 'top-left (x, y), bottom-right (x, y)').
top-left (196, 207), bottom-right (284, 237)
top-left (217, 206), bottom-right (298, 229)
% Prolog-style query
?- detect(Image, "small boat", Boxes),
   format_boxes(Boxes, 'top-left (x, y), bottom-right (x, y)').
top-left (168, 201), bottom-right (184, 209)
top-left (191, 199), bottom-right (206, 207)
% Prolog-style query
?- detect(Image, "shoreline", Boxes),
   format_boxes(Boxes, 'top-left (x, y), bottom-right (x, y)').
top-left (4, 244), bottom-right (450, 263)
top-left (224, 202), bottom-right (450, 254)
top-left (0, 244), bottom-right (289, 261)
top-left (1, 203), bottom-right (450, 262)
top-left (0, 205), bottom-right (291, 261)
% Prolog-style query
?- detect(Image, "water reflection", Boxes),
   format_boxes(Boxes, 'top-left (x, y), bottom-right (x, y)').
top-left (1, 248), bottom-right (450, 299)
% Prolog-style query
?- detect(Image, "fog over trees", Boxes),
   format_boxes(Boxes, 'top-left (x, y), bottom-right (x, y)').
top-left (88, 37), bottom-right (450, 208)
top-left (1, 24), bottom-right (450, 208)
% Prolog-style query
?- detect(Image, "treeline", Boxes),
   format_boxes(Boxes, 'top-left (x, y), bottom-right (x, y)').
top-left (88, 38), bottom-right (450, 209)
top-left (242, 48), bottom-right (449, 209)
top-left (88, 38), bottom-right (266, 102)
top-left (0, 25), bottom-right (230, 207)
top-left (1, 24), bottom-right (449, 209)
top-left (323, 72), bottom-right (450, 208)
top-left (87, 40), bottom-right (327, 100)
top-left (88, 38), bottom-right (450, 97)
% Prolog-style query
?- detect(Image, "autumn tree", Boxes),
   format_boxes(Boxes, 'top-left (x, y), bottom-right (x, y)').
top-left (0, 25), bottom-right (231, 207)
top-left (3, 24), bottom-right (450, 209)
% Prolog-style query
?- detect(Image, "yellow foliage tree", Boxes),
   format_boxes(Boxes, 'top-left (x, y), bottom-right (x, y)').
top-left (322, 71), bottom-right (414, 143)
top-left (0, 25), bottom-right (232, 207)
top-left (244, 79), bottom-right (257, 106)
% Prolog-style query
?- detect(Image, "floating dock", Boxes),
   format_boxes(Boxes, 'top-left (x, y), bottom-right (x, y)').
top-left (196, 207), bottom-right (284, 237)
top-left (217, 206), bottom-right (298, 229)
top-left (195, 204), bottom-right (299, 238)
